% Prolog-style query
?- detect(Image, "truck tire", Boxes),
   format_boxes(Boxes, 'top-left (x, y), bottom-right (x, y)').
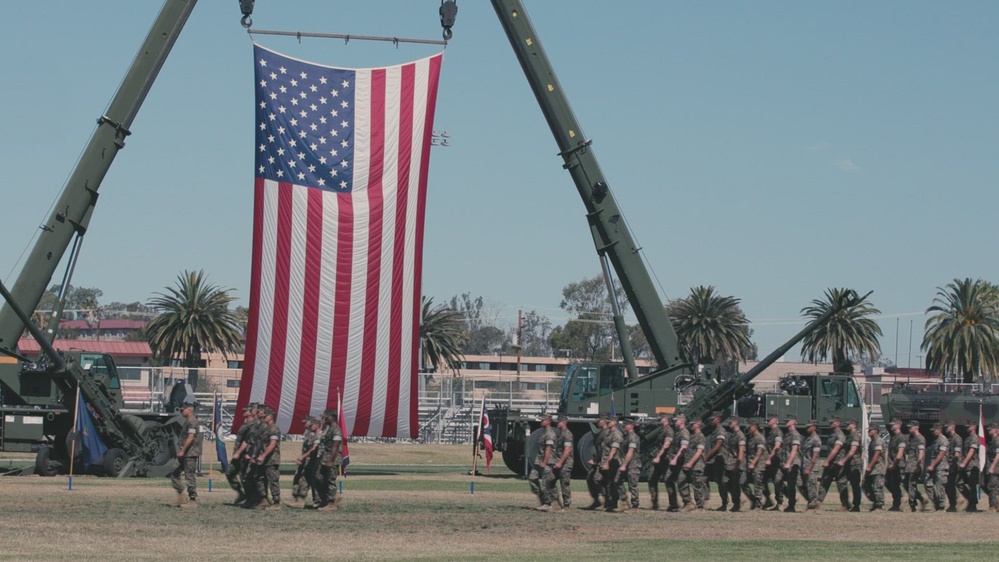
top-left (501, 441), bottom-right (526, 476)
top-left (103, 448), bottom-right (129, 477)
top-left (141, 420), bottom-right (172, 466)
top-left (35, 446), bottom-right (62, 477)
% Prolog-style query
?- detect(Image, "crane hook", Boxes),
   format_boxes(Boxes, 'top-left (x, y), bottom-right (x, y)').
top-left (440, 0), bottom-right (457, 41)
top-left (239, 0), bottom-right (255, 28)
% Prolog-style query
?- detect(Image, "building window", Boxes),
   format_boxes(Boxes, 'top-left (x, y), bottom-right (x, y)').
top-left (226, 379), bottom-right (241, 388)
top-left (227, 360), bottom-right (243, 369)
top-left (119, 370), bottom-right (141, 381)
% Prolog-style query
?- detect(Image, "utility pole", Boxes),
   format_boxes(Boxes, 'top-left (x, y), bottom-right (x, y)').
top-left (516, 309), bottom-right (522, 379)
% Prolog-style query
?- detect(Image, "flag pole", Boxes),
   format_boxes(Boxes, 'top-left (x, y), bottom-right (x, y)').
top-left (208, 391), bottom-right (215, 492)
top-left (67, 383), bottom-right (82, 491)
top-left (471, 394), bottom-right (485, 494)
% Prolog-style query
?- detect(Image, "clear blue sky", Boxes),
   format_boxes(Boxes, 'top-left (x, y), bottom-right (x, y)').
top-left (2, 1), bottom-right (996, 365)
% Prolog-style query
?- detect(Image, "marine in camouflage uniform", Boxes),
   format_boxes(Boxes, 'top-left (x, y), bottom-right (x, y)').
top-left (648, 413), bottom-right (674, 510)
top-left (742, 421), bottom-right (767, 510)
top-left (925, 423), bottom-right (950, 511)
top-left (614, 418), bottom-right (641, 511)
top-left (226, 403), bottom-right (257, 505)
top-left (837, 419), bottom-right (863, 512)
top-left (863, 426), bottom-right (887, 510)
top-left (762, 415), bottom-right (783, 510)
top-left (584, 416), bottom-right (608, 510)
top-left (987, 424), bottom-right (999, 512)
top-left (905, 424), bottom-right (927, 511)
top-left (665, 416), bottom-right (691, 512)
top-left (288, 416), bottom-right (321, 507)
top-left (600, 417), bottom-right (625, 511)
top-left (704, 413), bottom-right (729, 511)
top-left (885, 419), bottom-right (907, 511)
top-left (528, 414), bottom-right (557, 510)
top-left (957, 422), bottom-right (981, 512)
top-left (546, 415), bottom-right (574, 510)
top-left (724, 417), bottom-right (747, 512)
top-left (168, 401), bottom-right (201, 508)
top-left (315, 409), bottom-right (345, 511)
top-left (679, 419), bottom-right (707, 511)
top-left (815, 418), bottom-right (846, 509)
top-left (253, 406), bottom-right (282, 510)
top-left (801, 420), bottom-right (823, 510)
top-left (944, 421), bottom-right (962, 512)
top-left (780, 416), bottom-right (802, 512)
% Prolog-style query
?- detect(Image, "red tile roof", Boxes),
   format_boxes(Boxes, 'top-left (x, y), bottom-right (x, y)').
top-left (18, 338), bottom-right (152, 357)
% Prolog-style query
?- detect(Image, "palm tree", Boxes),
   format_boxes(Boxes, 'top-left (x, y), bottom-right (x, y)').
top-left (922, 278), bottom-right (999, 383)
top-left (799, 288), bottom-right (882, 373)
top-left (421, 296), bottom-right (466, 374)
top-left (146, 270), bottom-right (243, 391)
top-left (667, 285), bottom-right (753, 366)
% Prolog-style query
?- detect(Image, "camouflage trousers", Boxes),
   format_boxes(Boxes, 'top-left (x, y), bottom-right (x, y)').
top-left (601, 460), bottom-right (622, 509)
top-left (958, 466), bottom-right (980, 509)
top-left (585, 462), bottom-right (603, 504)
top-left (171, 457), bottom-right (198, 500)
top-left (723, 468), bottom-right (746, 510)
top-left (986, 472), bottom-right (999, 508)
top-left (904, 469), bottom-right (925, 510)
top-left (925, 469), bottom-right (948, 510)
top-left (315, 464), bottom-right (340, 507)
top-left (885, 467), bottom-right (904, 508)
top-left (863, 473), bottom-right (886, 508)
top-left (781, 465), bottom-right (800, 509)
top-left (678, 468), bottom-right (706, 508)
top-left (710, 460), bottom-right (726, 507)
top-left (837, 467), bottom-right (862, 509)
top-left (743, 467), bottom-right (765, 508)
top-left (817, 464), bottom-right (845, 506)
top-left (292, 459), bottom-right (319, 502)
top-left (648, 460), bottom-right (670, 510)
top-left (663, 464), bottom-right (683, 510)
top-left (617, 467), bottom-right (640, 509)
top-left (945, 467), bottom-right (959, 509)
top-left (544, 463), bottom-right (572, 508)
top-left (255, 464), bottom-right (281, 505)
top-left (801, 468), bottom-right (820, 507)
top-left (529, 465), bottom-right (554, 506)
top-left (225, 458), bottom-right (244, 498)
top-left (763, 462), bottom-right (783, 504)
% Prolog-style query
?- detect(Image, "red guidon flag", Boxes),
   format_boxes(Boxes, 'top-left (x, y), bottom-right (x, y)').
top-left (236, 45), bottom-right (443, 437)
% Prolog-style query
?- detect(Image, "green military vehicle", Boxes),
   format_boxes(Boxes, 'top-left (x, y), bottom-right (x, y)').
top-left (482, 0), bottom-right (867, 478)
top-left (0, 0), bottom-right (201, 477)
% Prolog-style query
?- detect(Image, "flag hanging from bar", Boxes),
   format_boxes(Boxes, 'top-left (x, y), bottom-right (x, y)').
top-left (236, 44), bottom-right (443, 438)
top-left (76, 393), bottom-right (108, 470)
top-left (480, 404), bottom-right (494, 472)
top-left (338, 389), bottom-right (351, 475)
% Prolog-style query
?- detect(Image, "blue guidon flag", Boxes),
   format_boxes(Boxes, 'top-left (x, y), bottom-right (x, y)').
top-left (237, 45), bottom-right (443, 439)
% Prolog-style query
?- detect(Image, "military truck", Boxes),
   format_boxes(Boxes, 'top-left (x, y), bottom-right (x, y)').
top-left (0, 0), bottom-right (200, 477)
top-left (483, 0), bottom-right (868, 478)
top-left (879, 382), bottom-right (999, 435)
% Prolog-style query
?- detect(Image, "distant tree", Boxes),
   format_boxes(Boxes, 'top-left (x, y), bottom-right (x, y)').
top-left (628, 324), bottom-right (652, 361)
top-left (517, 310), bottom-right (553, 357)
top-left (547, 275), bottom-right (625, 362)
top-left (922, 278), bottom-right (999, 383)
top-left (103, 301), bottom-right (155, 320)
top-left (145, 270), bottom-right (243, 391)
top-left (799, 288), bottom-right (882, 374)
top-left (421, 296), bottom-right (466, 373)
top-left (448, 292), bottom-right (508, 354)
top-left (666, 285), bottom-right (753, 370)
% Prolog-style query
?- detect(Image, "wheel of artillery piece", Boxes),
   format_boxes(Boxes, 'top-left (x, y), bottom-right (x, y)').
top-left (501, 439), bottom-right (526, 476)
top-left (141, 420), bottom-right (173, 467)
top-left (34, 446), bottom-right (62, 477)
top-left (576, 431), bottom-right (595, 469)
top-left (103, 448), bottom-right (129, 477)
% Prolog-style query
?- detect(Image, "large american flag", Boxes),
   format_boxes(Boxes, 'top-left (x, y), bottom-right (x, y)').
top-left (236, 45), bottom-right (443, 438)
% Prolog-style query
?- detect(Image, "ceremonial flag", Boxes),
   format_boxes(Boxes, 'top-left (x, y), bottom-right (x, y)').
top-left (339, 390), bottom-right (351, 475)
top-left (480, 403), bottom-right (494, 472)
top-left (76, 393), bottom-right (108, 470)
top-left (980, 404), bottom-right (987, 484)
top-left (214, 392), bottom-right (229, 472)
top-left (236, 44), bottom-right (444, 438)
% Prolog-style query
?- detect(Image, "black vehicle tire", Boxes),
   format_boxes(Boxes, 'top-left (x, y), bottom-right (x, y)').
top-left (103, 448), bottom-right (130, 477)
top-left (576, 431), bottom-right (595, 469)
top-left (35, 446), bottom-right (62, 477)
top-left (141, 420), bottom-right (173, 466)
top-left (501, 441), bottom-right (526, 476)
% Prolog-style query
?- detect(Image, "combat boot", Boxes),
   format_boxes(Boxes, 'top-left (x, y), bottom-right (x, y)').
top-left (988, 506), bottom-right (997, 513)
top-left (837, 505), bottom-right (850, 512)
top-left (316, 503), bottom-right (338, 512)
top-left (761, 498), bottom-right (774, 510)
top-left (179, 498), bottom-right (198, 509)
top-left (583, 500), bottom-right (602, 511)
top-left (680, 502), bottom-right (696, 513)
top-left (254, 499), bottom-right (270, 510)
top-left (267, 502), bottom-right (282, 511)
top-left (166, 493), bottom-right (184, 507)
top-left (535, 504), bottom-right (552, 512)
top-left (887, 506), bottom-right (901, 512)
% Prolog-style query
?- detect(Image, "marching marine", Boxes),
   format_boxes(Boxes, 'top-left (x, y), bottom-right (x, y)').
top-left (679, 419), bottom-right (707, 512)
top-left (167, 399), bottom-right (201, 508)
top-left (762, 414), bottom-right (784, 510)
top-left (315, 409), bottom-right (345, 511)
top-left (801, 420), bottom-right (822, 511)
top-left (529, 413), bottom-right (557, 511)
top-left (548, 414), bottom-right (574, 510)
top-left (906, 422), bottom-right (928, 511)
top-left (288, 415), bottom-right (321, 508)
top-left (957, 422), bottom-right (981, 512)
top-left (780, 415), bottom-right (802, 512)
top-left (616, 417), bottom-right (641, 512)
top-left (724, 416), bottom-right (746, 512)
top-left (925, 423), bottom-right (950, 512)
top-left (885, 419), bottom-right (907, 511)
top-left (648, 413), bottom-right (674, 511)
top-left (584, 415), bottom-right (608, 510)
top-left (704, 412), bottom-right (729, 511)
top-left (743, 420), bottom-right (767, 510)
top-left (665, 415), bottom-right (690, 512)
top-left (253, 406), bottom-right (283, 510)
top-left (863, 424), bottom-right (887, 511)
top-left (226, 402), bottom-right (258, 506)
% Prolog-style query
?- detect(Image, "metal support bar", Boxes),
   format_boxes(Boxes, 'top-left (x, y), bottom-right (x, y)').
top-left (248, 28), bottom-right (448, 47)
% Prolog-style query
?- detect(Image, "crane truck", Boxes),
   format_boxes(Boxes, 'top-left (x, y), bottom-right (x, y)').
top-left (482, 0), bottom-right (868, 478)
top-left (0, 0), bottom-right (200, 477)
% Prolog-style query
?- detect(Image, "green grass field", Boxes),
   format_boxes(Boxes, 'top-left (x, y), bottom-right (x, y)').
top-left (1, 443), bottom-right (997, 561)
